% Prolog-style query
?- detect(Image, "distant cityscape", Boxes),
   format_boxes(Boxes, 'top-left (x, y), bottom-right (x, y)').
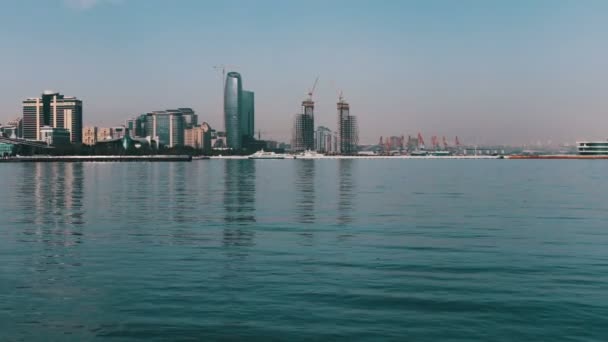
top-left (0, 71), bottom-right (605, 157)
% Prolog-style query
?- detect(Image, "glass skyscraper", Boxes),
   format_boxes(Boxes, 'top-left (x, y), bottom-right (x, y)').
top-left (224, 72), bottom-right (255, 150)
top-left (224, 72), bottom-right (243, 149)
top-left (241, 90), bottom-right (255, 140)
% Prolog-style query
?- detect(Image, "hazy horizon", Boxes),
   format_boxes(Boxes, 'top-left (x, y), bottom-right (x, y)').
top-left (1, 0), bottom-right (607, 145)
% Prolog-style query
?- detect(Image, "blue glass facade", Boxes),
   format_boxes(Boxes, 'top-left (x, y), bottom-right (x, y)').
top-left (241, 90), bottom-right (255, 140)
top-left (224, 72), bottom-right (243, 149)
top-left (144, 112), bottom-right (185, 147)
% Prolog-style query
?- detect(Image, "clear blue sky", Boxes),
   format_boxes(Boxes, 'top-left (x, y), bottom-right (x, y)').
top-left (1, 0), bottom-right (607, 145)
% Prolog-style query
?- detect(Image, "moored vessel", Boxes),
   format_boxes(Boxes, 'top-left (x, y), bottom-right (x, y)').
top-left (248, 150), bottom-right (286, 159)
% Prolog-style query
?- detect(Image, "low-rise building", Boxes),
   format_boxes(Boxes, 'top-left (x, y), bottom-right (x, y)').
top-left (83, 126), bottom-right (98, 146)
top-left (40, 126), bottom-right (71, 146)
top-left (184, 122), bottom-right (212, 151)
top-left (97, 127), bottom-right (113, 141)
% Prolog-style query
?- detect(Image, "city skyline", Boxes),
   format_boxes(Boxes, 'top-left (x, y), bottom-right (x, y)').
top-left (2, 1), bottom-right (608, 145)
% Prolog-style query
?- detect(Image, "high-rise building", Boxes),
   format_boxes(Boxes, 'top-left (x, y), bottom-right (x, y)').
top-left (224, 72), bottom-right (243, 149)
top-left (145, 111), bottom-right (185, 147)
top-left (126, 114), bottom-right (147, 137)
top-left (292, 96), bottom-right (315, 152)
top-left (22, 90), bottom-right (83, 143)
top-left (337, 97), bottom-right (359, 154)
top-left (315, 126), bottom-right (332, 153)
top-left (82, 126), bottom-right (98, 146)
top-left (176, 108), bottom-right (198, 128)
top-left (241, 90), bottom-right (255, 140)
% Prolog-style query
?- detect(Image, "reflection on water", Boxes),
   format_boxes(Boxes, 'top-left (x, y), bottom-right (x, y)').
top-left (223, 160), bottom-right (256, 247)
top-left (338, 159), bottom-right (355, 225)
top-left (20, 163), bottom-right (85, 246)
top-left (295, 160), bottom-right (315, 224)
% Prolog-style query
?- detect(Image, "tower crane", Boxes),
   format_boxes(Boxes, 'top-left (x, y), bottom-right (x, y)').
top-left (307, 77), bottom-right (319, 101)
top-left (213, 64), bottom-right (238, 88)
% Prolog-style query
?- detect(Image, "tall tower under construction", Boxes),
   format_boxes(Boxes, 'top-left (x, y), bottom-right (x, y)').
top-left (292, 79), bottom-right (318, 152)
top-left (337, 95), bottom-right (358, 154)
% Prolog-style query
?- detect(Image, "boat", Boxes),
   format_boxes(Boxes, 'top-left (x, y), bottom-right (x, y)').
top-left (248, 150), bottom-right (286, 159)
top-left (429, 150), bottom-right (452, 157)
top-left (294, 150), bottom-right (325, 159)
top-left (410, 150), bottom-right (428, 156)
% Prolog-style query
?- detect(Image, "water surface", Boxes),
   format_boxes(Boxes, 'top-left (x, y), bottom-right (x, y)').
top-left (1, 160), bottom-right (607, 341)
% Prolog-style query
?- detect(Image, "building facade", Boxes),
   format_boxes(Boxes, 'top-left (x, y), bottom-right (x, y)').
top-left (337, 98), bottom-right (359, 154)
top-left (241, 90), bottom-right (255, 141)
top-left (97, 127), bottom-right (113, 141)
top-left (577, 141), bottom-right (608, 155)
top-left (185, 122), bottom-right (212, 151)
top-left (292, 97), bottom-right (315, 152)
top-left (40, 126), bottom-right (71, 146)
top-left (315, 126), bottom-right (332, 153)
top-left (126, 114), bottom-right (147, 137)
top-left (145, 111), bottom-right (185, 147)
top-left (83, 126), bottom-right (98, 146)
top-left (224, 72), bottom-right (243, 149)
top-left (177, 108), bottom-right (198, 128)
top-left (112, 126), bottom-right (127, 139)
top-left (22, 91), bottom-right (82, 143)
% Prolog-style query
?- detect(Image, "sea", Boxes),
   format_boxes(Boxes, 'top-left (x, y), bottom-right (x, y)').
top-left (1, 159), bottom-right (607, 341)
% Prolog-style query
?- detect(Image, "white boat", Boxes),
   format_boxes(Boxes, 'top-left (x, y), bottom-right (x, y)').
top-left (294, 150), bottom-right (326, 159)
top-left (248, 150), bottom-right (286, 159)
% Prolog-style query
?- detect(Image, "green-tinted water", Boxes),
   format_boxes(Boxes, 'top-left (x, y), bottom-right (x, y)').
top-left (1, 160), bottom-right (607, 341)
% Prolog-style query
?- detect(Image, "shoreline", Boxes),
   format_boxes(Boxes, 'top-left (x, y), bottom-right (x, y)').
top-left (0, 155), bottom-right (192, 162)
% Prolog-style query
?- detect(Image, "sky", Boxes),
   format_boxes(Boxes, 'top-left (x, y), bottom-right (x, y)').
top-left (1, 0), bottom-right (607, 145)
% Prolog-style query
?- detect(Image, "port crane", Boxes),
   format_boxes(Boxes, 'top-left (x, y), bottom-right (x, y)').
top-left (417, 132), bottom-right (425, 150)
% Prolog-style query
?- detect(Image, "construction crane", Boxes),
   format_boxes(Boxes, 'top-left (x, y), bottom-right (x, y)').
top-left (455, 136), bottom-right (461, 148)
top-left (417, 132), bottom-right (425, 150)
top-left (307, 77), bottom-right (319, 101)
top-left (443, 136), bottom-right (449, 150)
top-left (213, 64), bottom-right (238, 88)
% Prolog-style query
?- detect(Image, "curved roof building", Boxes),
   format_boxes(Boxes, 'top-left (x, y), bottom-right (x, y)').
top-left (224, 72), bottom-right (243, 149)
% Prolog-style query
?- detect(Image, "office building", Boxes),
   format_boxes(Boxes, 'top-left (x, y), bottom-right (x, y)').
top-left (224, 72), bottom-right (243, 149)
top-left (241, 90), bottom-right (255, 141)
top-left (22, 90), bottom-right (82, 143)
top-left (337, 96), bottom-right (359, 154)
top-left (126, 114), bottom-right (147, 137)
top-left (82, 126), bottom-right (98, 146)
top-left (145, 111), bottom-right (185, 147)
top-left (176, 108), bottom-right (198, 128)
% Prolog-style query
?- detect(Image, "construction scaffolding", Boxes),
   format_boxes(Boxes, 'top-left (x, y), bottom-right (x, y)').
top-left (292, 109), bottom-right (314, 151)
top-left (337, 97), bottom-right (359, 154)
